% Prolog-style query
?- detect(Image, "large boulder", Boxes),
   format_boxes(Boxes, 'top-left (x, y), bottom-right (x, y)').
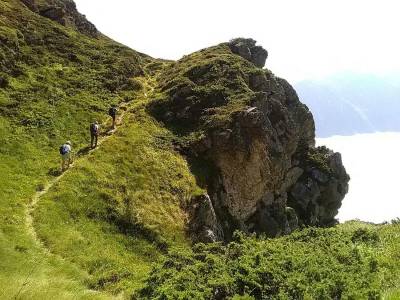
top-left (288, 147), bottom-right (350, 226)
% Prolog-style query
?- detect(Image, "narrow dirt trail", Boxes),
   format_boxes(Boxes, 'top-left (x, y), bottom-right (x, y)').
top-left (24, 93), bottom-right (146, 252)
top-left (25, 170), bottom-right (68, 251)
top-left (16, 69), bottom-right (160, 299)
top-left (17, 88), bottom-right (154, 300)
top-left (24, 70), bottom-right (159, 254)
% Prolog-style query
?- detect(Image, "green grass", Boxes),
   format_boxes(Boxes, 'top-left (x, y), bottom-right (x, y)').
top-left (33, 83), bottom-right (200, 297)
top-left (150, 44), bottom-right (269, 140)
top-left (0, 1), bottom-right (200, 296)
top-left (139, 221), bottom-right (400, 299)
top-left (0, 1), bottom-right (157, 298)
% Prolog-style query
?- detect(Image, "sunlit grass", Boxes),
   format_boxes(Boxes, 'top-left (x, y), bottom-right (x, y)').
top-left (0, 0), bottom-right (152, 297)
top-left (33, 87), bottom-right (200, 296)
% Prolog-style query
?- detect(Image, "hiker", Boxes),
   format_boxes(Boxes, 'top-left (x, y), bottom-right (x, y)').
top-left (90, 121), bottom-right (100, 148)
top-left (60, 141), bottom-right (72, 171)
top-left (108, 105), bottom-right (118, 129)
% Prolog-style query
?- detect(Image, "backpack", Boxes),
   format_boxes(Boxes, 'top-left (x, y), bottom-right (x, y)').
top-left (108, 107), bottom-right (117, 117)
top-left (59, 144), bottom-right (69, 155)
top-left (90, 123), bottom-right (99, 134)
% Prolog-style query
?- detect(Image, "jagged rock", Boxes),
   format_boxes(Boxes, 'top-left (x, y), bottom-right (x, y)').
top-left (228, 38), bottom-right (268, 68)
top-left (288, 147), bottom-right (350, 226)
top-left (249, 72), bottom-right (269, 92)
top-left (187, 194), bottom-right (224, 243)
top-left (34, 0), bottom-right (98, 37)
top-left (251, 46), bottom-right (269, 69)
top-left (280, 167), bottom-right (304, 192)
top-left (290, 178), bottom-right (320, 212)
top-left (39, 7), bottom-right (66, 25)
top-left (247, 201), bottom-right (288, 237)
top-left (153, 39), bottom-right (349, 242)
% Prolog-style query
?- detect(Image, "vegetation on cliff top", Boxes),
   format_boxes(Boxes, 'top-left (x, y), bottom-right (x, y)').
top-left (151, 43), bottom-right (273, 139)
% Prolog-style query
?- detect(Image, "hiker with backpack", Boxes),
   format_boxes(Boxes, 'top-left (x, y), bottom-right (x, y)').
top-left (60, 141), bottom-right (72, 171)
top-left (108, 105), bottom-right (118, 129)
top-left (90, 121), bottom-right (100, 148)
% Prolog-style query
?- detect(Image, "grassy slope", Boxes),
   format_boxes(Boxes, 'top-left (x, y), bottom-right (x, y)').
top-left (34, 77), bottom-right (200, 296)
top-left (0, 3), bottom-right (200, 294)
top-left (0, 1), bottom-right (169, 298)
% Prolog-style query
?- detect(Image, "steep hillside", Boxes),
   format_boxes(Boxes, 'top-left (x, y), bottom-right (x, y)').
top-left (33, 78), bottom-right (201, 295)
top-left (0, 0), bottom-right (165, 298)
top-left (1, 1), bottom-right (399, 299)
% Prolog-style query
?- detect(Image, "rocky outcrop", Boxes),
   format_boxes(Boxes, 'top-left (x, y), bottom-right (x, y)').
top-left (228, 38), bottom-right (268, 68)
top-left (187, 194), bottom-right (224, 243)
top-left (153, 39), bottom-right (349, 243)
top-left (39, 6), bottom-right (66, 25)
top-left (190, 87), bottom-right (322, 240)
top-left (288, 147), bottom-right (349, 226)
top-left (21, 0), bottom-right (98, 37)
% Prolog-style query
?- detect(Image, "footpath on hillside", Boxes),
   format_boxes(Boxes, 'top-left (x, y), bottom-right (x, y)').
top-left (13, 76), bottom-right (159, 299)
top-left (24, 80), bottom-right (152, 254)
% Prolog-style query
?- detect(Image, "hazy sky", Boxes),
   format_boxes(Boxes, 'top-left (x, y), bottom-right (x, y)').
top-left (74, 0), bottom-right (400, 82)
top-left (318, 132), bottom-right (400, 223)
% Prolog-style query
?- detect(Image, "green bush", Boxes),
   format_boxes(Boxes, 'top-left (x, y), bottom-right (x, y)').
top-left (138, 225), bottom-right (400, 299)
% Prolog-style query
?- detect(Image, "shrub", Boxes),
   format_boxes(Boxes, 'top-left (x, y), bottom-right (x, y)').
top-left (138, 226), bottom-right (385, 299)
top-left (391, 217), bottom-right (400, 225)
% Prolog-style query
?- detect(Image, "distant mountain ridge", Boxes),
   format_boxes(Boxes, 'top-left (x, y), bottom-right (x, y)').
top-left (295, 73), bottom-right (400, 137)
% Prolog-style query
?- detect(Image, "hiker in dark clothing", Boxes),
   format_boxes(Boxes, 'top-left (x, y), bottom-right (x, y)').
top-left (90, 121), bottom-right (100, 148)
top-left (108, 105), bottom-right (118, 129)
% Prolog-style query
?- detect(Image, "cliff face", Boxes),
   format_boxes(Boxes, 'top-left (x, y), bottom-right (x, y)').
top-left (21, 0), bottom-right (98, 37)
top-left (152, 38), bottom-right (350, 242)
